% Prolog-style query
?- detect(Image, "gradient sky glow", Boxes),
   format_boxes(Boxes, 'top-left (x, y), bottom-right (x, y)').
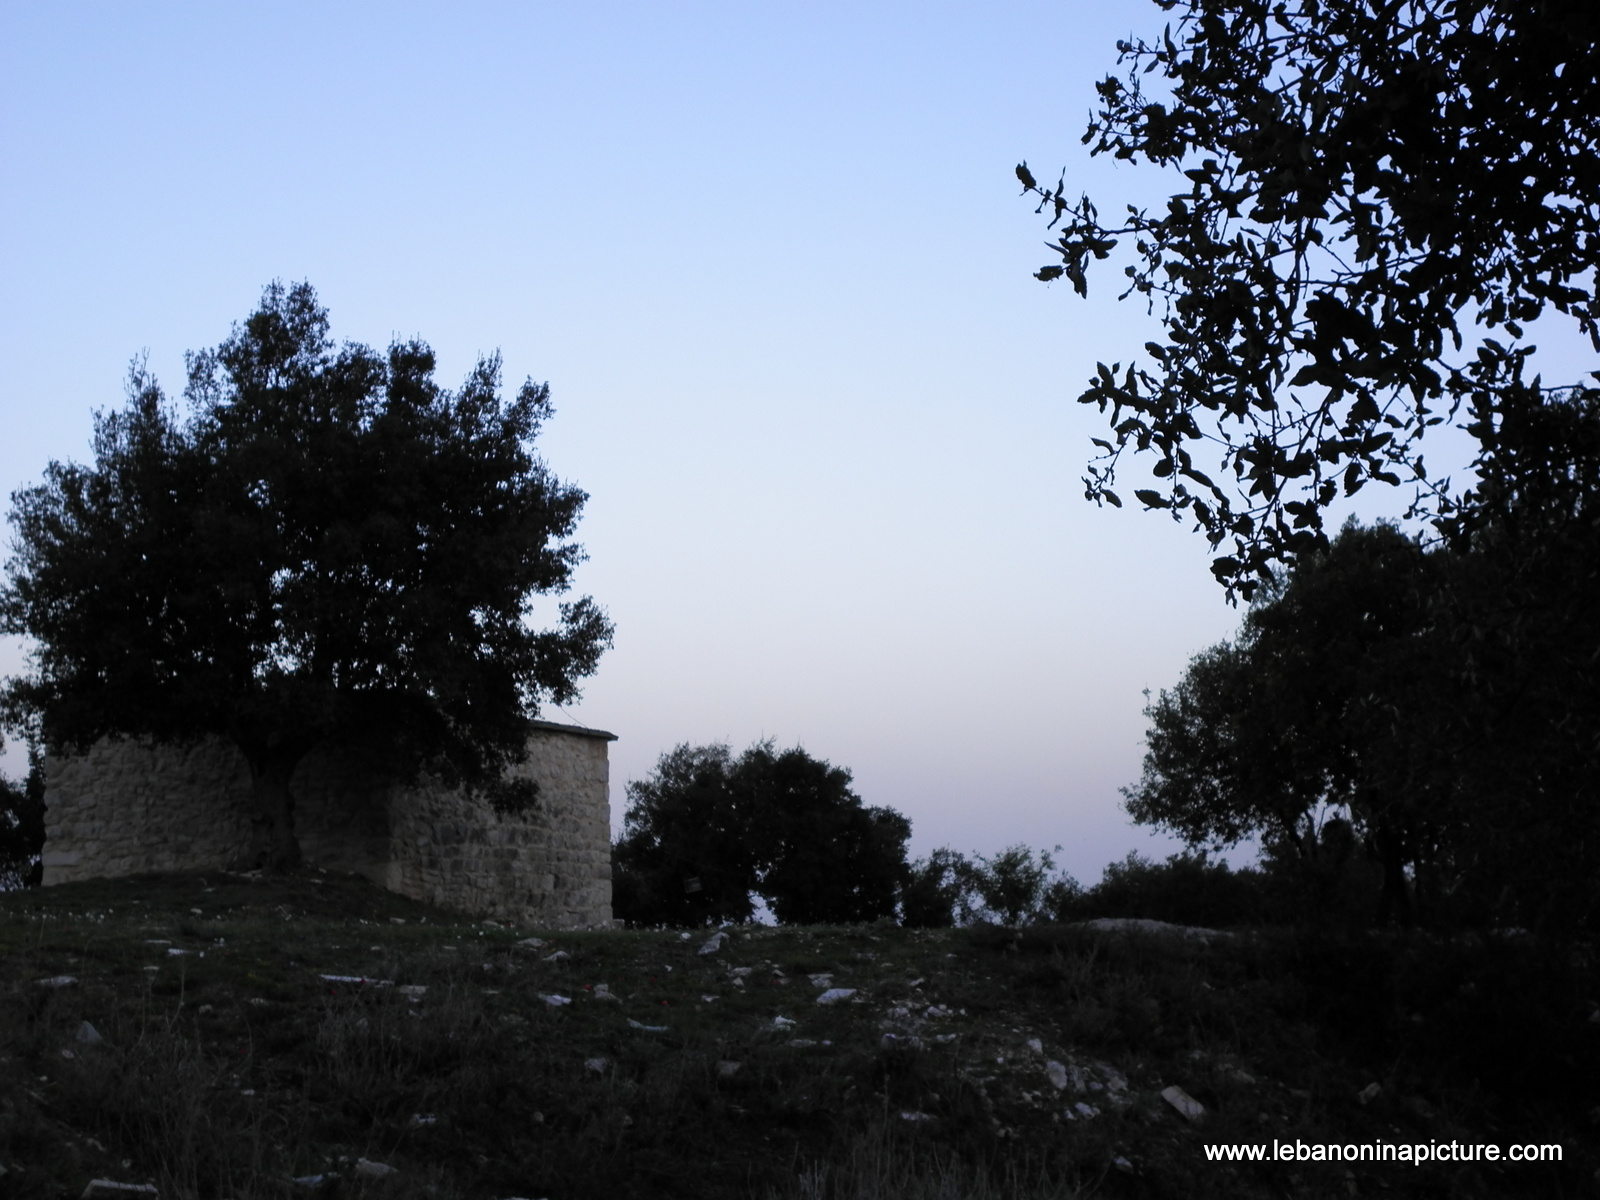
top-left (0, 2), bottom-right (1518, 884)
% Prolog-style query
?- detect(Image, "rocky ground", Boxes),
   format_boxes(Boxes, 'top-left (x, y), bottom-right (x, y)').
top-left (1, 871), bottom-right (1594, 1198)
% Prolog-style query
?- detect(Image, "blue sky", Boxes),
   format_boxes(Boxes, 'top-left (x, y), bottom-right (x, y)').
top-left (0, 1), bottom-right (1512, 883)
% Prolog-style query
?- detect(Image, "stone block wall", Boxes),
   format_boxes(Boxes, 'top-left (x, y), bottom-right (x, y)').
top-left (39, 720), bottom-right (617, 928)
top-left (388, 725), bottom-right (616, 927)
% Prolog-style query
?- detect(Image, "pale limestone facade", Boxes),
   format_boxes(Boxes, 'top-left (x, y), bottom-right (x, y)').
top-left (39, 720), bottom-right (617, 927)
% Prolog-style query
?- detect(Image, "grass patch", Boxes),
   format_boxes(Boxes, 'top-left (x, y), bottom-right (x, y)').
top-left (1, 873), bottom-right (1595, 1197)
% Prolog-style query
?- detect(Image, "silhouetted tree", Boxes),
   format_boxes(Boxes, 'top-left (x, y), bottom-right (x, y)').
top-left (1127, 522), bottom-right (1449, 922)
top-left (1, 283), bottom-right (612, 870)
top-left (967, 844), bottom-right (1074, 926)
top-left (1127, 502), bottom-right (1600, 931)
top-left (611, 740), bottom-right (911, 927)
top-left (610, 743), bottom-right (763, 926)
top-left (0, 743), bottom-right (45, 889)
top-left (1020, 0), bottom-right (1600, 596)
top-left (1427, 388), bottom-right (1600, 930)
top-left (900, 847), bottom-right (978, 928)
top-left (744, 742), bottom-right (911, 925)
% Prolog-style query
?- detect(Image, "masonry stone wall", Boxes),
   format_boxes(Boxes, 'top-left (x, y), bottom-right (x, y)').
top-left (39, 720), bottom-right (616, 928)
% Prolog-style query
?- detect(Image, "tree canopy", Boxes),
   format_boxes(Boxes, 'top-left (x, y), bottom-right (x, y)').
top-left (1127, 511), bottom-right (1600, 930)
top-left (611, 741), bottom-right (911, 927)
top-left (1, 282), bottom-right (612, 869)
top-left (1127, 521), bottom-right (1448, 920)
top-left (1019, 0), bottom-right (1600, 595)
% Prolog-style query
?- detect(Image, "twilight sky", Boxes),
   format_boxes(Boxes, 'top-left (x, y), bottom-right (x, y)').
top-left (0, 1), bottom-right (1507, 884)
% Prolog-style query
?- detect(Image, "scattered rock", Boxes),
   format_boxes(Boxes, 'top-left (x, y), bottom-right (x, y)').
top-left (390, 917), bottom-right (406, 924)
top-left (540, 994), bottom-right (571, 1006)
top-left (1026, 1037), bottom-right (1043, 1055)
top-left (628, 1019), bottom-right (668, 1032)
top-left (542, 950), bottom-right (570, 963)
top-left (408, 1114), bottom-right (437, 1128)
top-left (36, 975), bottom-right (77, 989)
top-left (354, 1158), bottom-right (396, 1178)
top-left (924, 1004), bottom-right (953, 1019)
top-left (771, 1016), bottom-right (797, 1030)
top-left (592, 983), bottom-right (619, 1001)
top-left (1358, 1082), bottom-right (1382, 1105)
top-left (1045, 1061), bottom-right (1069, 1091)
top-left (584, 1057), bottom-right (609, 1073)
top-left (1095, 1061), bottom-right (1130, 1093)
top-left (808, 973), bottom-right (833, 988)
top-left (76, 1021), bottom-right (105, 1045)
top-left (398, 985), bottom-right (427, 999)
top-left (716, 1060), bottom-right (742, 1078)
top-left (899, 1110), bottom-right (935, 1122)
top-left (1161, 1085), bottom-right (1206, 1122)
top-left (1112, 1156), bottom-right (1134, 1174)
top-left (816, 988), bottom-right (857, 1005)
top-left (516, 937), bottom-right (547, 950)
top-left (291, 1173), bottom-right (333, 1187)
top-left (698, 931), bottom-right (729, 955)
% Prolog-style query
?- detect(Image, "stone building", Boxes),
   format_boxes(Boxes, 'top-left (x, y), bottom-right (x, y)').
top-left (38, 719), bottom-right (617, 927)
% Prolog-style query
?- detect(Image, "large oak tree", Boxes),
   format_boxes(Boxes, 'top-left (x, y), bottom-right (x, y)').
top-left (612, 740), bottom-right (911, 927)
top-left (1, 283), bottom-right (612, 870)
top-left (1129, 500), bottom-right (1600, 931)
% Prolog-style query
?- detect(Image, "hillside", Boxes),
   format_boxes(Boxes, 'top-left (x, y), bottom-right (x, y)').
top-left (1, 872), bottom-right (1594, 1198)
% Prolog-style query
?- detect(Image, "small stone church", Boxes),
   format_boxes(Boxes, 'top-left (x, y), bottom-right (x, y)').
top-left (38, 720), bottom-right (617, 928)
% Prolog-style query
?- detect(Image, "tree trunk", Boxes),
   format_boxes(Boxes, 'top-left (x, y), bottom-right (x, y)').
top-left (1371, 822), bottom-right (1413, 927)
top-left (241, 739), bottom-right (309, 873)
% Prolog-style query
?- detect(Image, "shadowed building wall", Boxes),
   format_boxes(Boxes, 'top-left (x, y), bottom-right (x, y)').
top-left (38, 720), bottom-right (616, 928)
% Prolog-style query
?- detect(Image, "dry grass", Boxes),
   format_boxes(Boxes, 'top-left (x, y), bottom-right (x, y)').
top-left (1, 872), bottom-right (1595, 1198)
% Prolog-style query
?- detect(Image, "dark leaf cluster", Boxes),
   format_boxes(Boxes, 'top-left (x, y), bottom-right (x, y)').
top-left (612, 741), bottom-right (912, 927)
top-left (1021, 0), bottom-right (1600, 595)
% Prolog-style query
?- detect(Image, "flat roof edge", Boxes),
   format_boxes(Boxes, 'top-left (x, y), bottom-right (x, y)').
top-left (529, 718), bottom-right (618, 742)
